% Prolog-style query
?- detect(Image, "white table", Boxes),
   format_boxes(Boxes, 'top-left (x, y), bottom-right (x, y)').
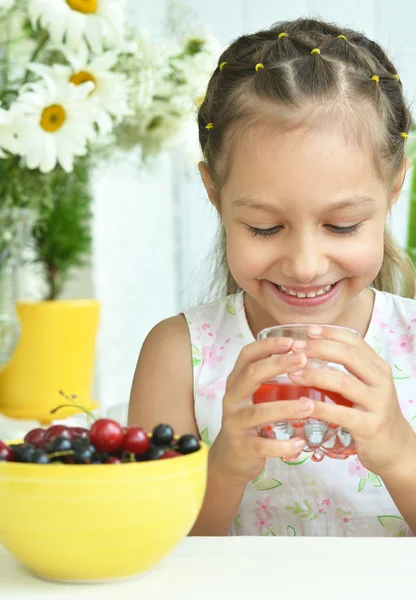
top-left (0, 537), bottom-right (413, 599)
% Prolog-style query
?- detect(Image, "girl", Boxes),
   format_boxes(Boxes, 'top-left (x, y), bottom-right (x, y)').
top-left (128, 18), bottom-right (416, 537)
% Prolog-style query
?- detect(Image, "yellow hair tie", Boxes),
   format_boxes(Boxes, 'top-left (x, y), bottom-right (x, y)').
top-left (255, 63), bottom-right (264, 71)
top-left (371, 75), bottom-right (379, 83)
top-left (205, 122), bottom-right (214, 130)
top-left (311, 48), bottom-right (321, 55)
top-left (337, 35), bottom-right (348, 41)
top-left (393, 74), bottom-right (400, 81)
top-left (219, 61), bottom-right (227, 71)
top-left (400, 132), bottom-right (408, 139)
top-left (278, 32), bottom-right (288, 39)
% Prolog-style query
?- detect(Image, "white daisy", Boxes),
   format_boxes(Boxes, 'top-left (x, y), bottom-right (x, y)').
top-left (0, 0), bottom-right (15, 12)
top-left (0, 105), bottom-right (21, 157)
top-left (14, 76), bottom-right (96, 173)
top-left (28, 0), bottom-right (125, 54)
top-left (28, 44), bottom-right (131, 135)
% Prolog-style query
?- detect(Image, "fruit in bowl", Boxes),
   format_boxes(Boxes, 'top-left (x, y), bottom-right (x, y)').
top-left (0, 414), bottom-right (208, 583)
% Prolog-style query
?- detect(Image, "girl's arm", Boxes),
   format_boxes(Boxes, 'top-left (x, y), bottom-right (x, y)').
top-left (128, 315), bottom-right (244, 535)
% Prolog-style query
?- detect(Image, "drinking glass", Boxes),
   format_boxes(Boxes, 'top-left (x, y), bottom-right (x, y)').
top-left (253, 324), bottom-right (359, 462)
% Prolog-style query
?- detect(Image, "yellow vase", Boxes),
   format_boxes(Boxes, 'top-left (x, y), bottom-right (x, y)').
top-left (0, 300), bottom-right (100, 423)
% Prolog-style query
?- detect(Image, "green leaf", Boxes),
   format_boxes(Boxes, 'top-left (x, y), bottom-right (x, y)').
top-left (377, 515), bottom-right (406, 531)
top-left (226, 304), bottom-right (237, 316)
top-left (367, 473), bottom-right (383, 488)
top-left (410, 415), bottom-right (416, 427)
top-left (200, 428), bottom-right (212, 448)
top-left (192, 345), bottom-right (202, 367)
top-left (393, 364), bottom-right (402, 372)
top-left (234, 514), bottom-right (242, 528)
top-left (287, 525), bottom-right (297, 536)
top-left (285, 500), bottom-right (314, 520)
top-left (237, 332), bottom-right (245, 339)
top-left (251, 468), bottom-right (265, 484)
top-left (358, 477), bottom-right (367, 492)
top-left (254, 478), bottom-right (282, 491)
top-left (280, 455), bottom-right (310, 466)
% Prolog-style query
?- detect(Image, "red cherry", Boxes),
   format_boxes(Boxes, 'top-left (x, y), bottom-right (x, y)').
top-left (90, 419), bottom-right (124, 453)
top-left (161, 450), bottom-right (181, 459)
top-left (0, 441), bottom-right (14, 462)
top-left (24, 428), bottom-right (47, 448)
top-left (106, 457), bottom-right (121, 464)
top-left (122, 427), bottom-right (150, 455)
top-left (71, 427), bottom-right (90, 440)
top-left (44, 425), bottom-right (72, 444)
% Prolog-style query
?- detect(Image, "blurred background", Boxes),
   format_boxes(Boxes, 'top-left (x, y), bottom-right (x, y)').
top-left (0, 0), bottom-right (415, 428)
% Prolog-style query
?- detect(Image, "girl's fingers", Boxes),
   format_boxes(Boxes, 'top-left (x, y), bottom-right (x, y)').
top-left (308, 399), bottom-right (368, 437)
top-left (235, 398), bottom-right (315, 430)
top-left (289, 366), bottom-right (370, 409)
top-left (248, 434), bottom-right (306, 459)
top-left (226, 351), bottom-right (307, 406)
top-left (228, 337), bottom-right (293, 386)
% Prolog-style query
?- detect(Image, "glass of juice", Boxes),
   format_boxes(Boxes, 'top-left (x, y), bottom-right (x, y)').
top-left (253, 324), bottom-right (359, 462)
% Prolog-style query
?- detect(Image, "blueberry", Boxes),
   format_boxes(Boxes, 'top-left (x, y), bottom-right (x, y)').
top-left (74, 447), bottom-right (94, 464)
top-left (49, 436), bottom-right (72, 453)
top-left (152, 424), bottom-right (174, 447)
top-left (144, 446), bottom-right (165, 461)
top-left (178, 434), bottom-right (200, 455)
top-left (30, 449), bottom-right (49, 464)
top-left (15, 444), bottom-right (36, 463)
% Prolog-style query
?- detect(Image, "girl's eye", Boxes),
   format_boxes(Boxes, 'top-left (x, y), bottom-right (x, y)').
top-left (325, 223), bottom-right (362, 235)
top-left (246, 225), bottom-right (282, 237)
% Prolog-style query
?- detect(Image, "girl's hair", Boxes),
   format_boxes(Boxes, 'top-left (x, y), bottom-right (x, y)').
top-left (197, 18), bottom-right (416, 301)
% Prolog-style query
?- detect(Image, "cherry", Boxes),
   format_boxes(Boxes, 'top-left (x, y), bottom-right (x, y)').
top-left (24, 428), bottom-right (47, 448)
top-left (161, 450), bottom-right (181, 459)
top-left (90, 419), bottom-right (124, 453)
top-left (71, 427), bottom-right (90, 440)
top-left (43, 425), bottom-right (72, 444)
top-left (177, 434), bottom-right (200, 455)
top-left (152, 424), bottom-right (174, 447)
top-left (106, 457), bottom-right (121, 464)
top-left (0, 441), bottom-right (14, 462)
top-left (123, 427), bottom-right (150, 455)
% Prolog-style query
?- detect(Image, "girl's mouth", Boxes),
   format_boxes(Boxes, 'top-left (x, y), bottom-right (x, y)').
top-left (269, 280), bottom-right (342, 307)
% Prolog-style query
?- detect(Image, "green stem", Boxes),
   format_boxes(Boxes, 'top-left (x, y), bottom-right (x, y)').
top-left (50, 403), bottom-right (96, 426)
top-left (406, 163), bottom-right (416, 267)
top-left (21, 30), bottom-right (49, 85)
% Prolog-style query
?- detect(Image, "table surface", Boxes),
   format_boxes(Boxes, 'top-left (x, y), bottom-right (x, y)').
top-left (0, 536), bottom-right (413, 599)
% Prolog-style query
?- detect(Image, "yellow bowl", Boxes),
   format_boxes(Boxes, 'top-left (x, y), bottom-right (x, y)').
top-left (0, 443), bottom-right (208, 582)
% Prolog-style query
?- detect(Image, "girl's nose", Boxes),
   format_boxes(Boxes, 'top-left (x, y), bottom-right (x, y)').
top-left (280, 237), bottom-right (329, 283)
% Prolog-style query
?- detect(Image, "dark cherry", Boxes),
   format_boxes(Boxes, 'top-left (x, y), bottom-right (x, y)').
top-left (24, 428), bottom-right (47, 448)
top-left (161, 450), bottom-right (181, 459)
top-left (43, 425), bottom-right (72, 444)
top-left (90, 419), bottom-right (124, 453)
top-left (71, 427), bottom-right (90, 440)
top-left (177, 434), bottom-right (200, 455)
top-left (106, 457), bottom-right (121, 464)
top-left (123, 427), bottom-right (150, 455)
top-left (152, 424), bottom-right (174, 447)
top-left (0, 441), bottom-right (14, 462)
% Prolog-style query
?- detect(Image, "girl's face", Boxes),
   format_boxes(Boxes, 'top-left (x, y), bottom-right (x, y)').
top-left (201, 123), bottom-right (402, 333)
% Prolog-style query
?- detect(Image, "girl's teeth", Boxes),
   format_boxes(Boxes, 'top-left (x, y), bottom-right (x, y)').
top-left (278, 283), bottom-right (334, 298)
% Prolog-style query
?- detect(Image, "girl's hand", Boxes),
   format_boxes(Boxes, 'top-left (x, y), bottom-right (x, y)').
top-left (210, 337), bottom-right (315, 487)
top-left (289, 326), bottom-right (416, 476)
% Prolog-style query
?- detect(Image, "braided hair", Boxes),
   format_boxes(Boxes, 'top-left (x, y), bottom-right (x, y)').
top-left (198, 18), bottom-right (415, 300)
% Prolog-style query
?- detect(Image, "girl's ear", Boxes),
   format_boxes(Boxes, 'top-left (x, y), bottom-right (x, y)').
top-left (198, 161), bottom-right (220, 211)
top-left (390, 157), bottom-right (412, 206)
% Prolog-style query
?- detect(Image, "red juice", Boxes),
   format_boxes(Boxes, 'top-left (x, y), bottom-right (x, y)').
top-left (253, 379), bottom-right (353, 408)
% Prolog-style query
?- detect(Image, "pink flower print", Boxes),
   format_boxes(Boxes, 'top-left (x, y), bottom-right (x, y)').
top-left (388, 334), bottom-right (415, 356)
top-left (200, 323), bottom-right (211, 331)
top-left (348, 458), bottom-right (367, 478)
top-left (202, 346), bottom-right (223, 369)
top-left (256, 496), bottom-right (278, 519)
top-left (197, 379), bottom-right (226, 400)
top-left (380, 322), bottom-right (389, 330)
top-left (314, 497), bottom-right (331, 516)
top-left (333, 508), bottom-right (363, 535)
top-left (253, 511), bottom-right (273, 534)
top-left (225, 338), bottom-right (231, 344)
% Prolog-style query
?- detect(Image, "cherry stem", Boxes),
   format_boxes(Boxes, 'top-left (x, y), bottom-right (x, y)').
top-left (50, 403), bottom-right (96, 426)
top-left (48, 450), bottom-right (75, 459)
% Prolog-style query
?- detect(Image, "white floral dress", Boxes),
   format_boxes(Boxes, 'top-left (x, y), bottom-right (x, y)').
top-left (184, 289), bottom-right (416, 537)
